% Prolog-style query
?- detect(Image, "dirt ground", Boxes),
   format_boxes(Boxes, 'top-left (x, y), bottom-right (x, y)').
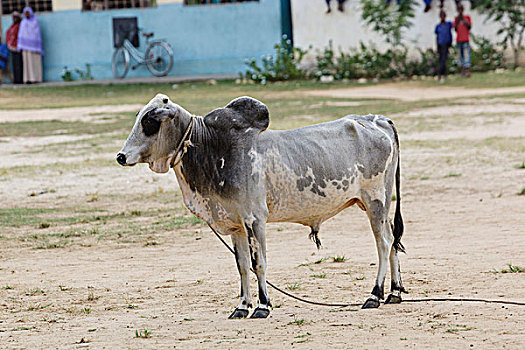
top-left (1, 82), bottom-right (524, 349)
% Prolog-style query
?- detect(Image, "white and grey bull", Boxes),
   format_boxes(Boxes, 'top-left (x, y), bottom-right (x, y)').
top-left (117, 94), bottom-right (406, 318)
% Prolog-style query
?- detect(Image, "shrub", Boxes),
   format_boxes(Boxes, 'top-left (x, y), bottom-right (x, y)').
top-left (240, 35), bottom-right (308, 84)
top-left (315, 41), bottom-right (408, 80)
top-left (61, 67), bottom-right (74, 82)
top-left (470, 35), bottom-right (505, 72)
top-left (245, 36), bottom-right (506, 83)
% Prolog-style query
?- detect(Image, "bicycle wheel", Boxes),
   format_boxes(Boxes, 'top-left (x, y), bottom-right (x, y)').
top-left (112, 47), bottom-right (130, 79)
top-left (146, 42), bottom-right (174, 77)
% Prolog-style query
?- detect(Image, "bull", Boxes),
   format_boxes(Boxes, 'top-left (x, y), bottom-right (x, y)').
top-left (117, 94), bottom-right (406, 318)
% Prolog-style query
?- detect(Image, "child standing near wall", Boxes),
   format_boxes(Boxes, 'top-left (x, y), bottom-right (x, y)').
top-left (435, 10), bottom-right (453, 83)
top-left (454, 3), bottom-right (472, 77)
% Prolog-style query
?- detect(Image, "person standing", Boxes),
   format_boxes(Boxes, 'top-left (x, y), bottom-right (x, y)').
top-left (435, 10), bottom-right (453, 83)
top-left (454, 3), bottom-right (472, 77)
top-left (6, 11), bottom-right (23, 84)
top-left (325, 0), bottom-right (346, 13)
top-left (0, 39), bottom-right (8, 84)
top-left (17, 7), bottom-right (44, 84)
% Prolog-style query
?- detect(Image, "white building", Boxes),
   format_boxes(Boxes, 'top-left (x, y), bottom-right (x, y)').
top-left (291, 0), bottom-right (501, 60)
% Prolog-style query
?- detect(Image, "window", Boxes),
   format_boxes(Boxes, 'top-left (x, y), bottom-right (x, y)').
top-left (1, 0), bottom-right (52, 15)
top-left (184, 0), bottom-right (258, 5)
top-left (82, 0), bottom-right (156, 12)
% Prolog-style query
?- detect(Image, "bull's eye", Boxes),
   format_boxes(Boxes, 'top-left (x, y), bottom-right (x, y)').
top-left (141, 116), bottom-right (161, 136)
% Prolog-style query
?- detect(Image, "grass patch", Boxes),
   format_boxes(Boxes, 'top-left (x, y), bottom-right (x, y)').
top-left (0, 207), bottom-right (56, 227)
top-left (288, 316), bottom-right (306, 326)
top-left (417, 69), bottom-right (525, 89)
top-left (135, 329), bottom-right (152, 338)
top-left (35, 240), bottom-right (69, 249)
top-left (444, 173), bottom-right (462, 178)
top-left (491, 264), bottom-right (525, 273)
top-left (517, 188), bottom-right (525, 196)
top-left (286, 283), bottom-right (300, 291)
top-left (0, 115), bottom-right (133, 138)
top-left (514, 162), bottom-right (525, 169)
top-left (25, 288), bottom-right (45, 296)
top-left (445, 324), bottom-right (475, 333)
top-left (332, 255), bottom-right (346, 263)
top-left (0, 71), bottom-right (523, 111)
top-left (298, 256), bottom-right (330, 267)
top-left (309, 273), bottom-right (326, 279)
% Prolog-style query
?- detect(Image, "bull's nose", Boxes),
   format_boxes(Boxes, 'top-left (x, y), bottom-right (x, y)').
top-left (116, 153), bottom-right (127, 166)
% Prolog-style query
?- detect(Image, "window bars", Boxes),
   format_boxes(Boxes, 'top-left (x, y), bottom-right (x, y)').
top-left (82, 0), bottom-right (155, 11)
top-left (184, 0), bottom-right (258, 5)
top-left (1, 0), bottom-right (52, 15)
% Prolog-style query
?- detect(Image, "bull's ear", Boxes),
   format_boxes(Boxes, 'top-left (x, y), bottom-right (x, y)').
top-left (226, 96), bottom-right (269, 132)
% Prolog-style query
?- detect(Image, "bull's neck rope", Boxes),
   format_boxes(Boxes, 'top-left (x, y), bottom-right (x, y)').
top-left (170, 116), bottom-right (195, 169)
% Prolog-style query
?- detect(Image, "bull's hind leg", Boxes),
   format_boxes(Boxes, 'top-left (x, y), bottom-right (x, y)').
top-left (384, 220), bottom-right (407, 304)
top-left (362, 198), bottom-right (393, 309)
top-left (244, 216), bottom-right (271, 318)
top-left (385, 246), bottom-right (406, 304)
top-left (229, 233), bottom-right (252, 319)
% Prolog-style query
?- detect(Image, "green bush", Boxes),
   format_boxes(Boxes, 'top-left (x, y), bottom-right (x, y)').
top-left (244, 36), bottom-right (506, 83)
top-left (470, 35), bottom-right (505, 72)
top-left (315, 41), bottom-right (407, 80)
top-left (314, 38), bottom-right (503, 80)
top-left (240, 35), bottom-right (308, 84)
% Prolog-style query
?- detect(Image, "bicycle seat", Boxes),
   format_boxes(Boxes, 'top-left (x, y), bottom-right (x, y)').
top-left (142, 32), bottom-right (154, 38)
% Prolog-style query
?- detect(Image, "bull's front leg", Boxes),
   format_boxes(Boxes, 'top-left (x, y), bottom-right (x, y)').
top-left (244, 216), bottom-right (271, 318)
top-left (229, 233), bottom-right (252, 319)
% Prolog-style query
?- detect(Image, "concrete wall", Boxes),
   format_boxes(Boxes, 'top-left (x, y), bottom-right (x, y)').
top-left (2, 0), bottom-right (283, 81)
top-left (291, 0), bottom-right (501, 61)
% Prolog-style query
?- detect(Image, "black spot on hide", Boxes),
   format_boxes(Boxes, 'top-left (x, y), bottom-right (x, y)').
top-left (296, 176), bottom-right (313, 192)
top-left (141, 112), bottom-right (161, 136)
top-left (310, 183), bottom-right (326, 197)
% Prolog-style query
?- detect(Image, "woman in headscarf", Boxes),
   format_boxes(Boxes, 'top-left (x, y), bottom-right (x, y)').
top-left (17, 7), bottom-right (44, 84)
top-left (6, 11), bottom-right (23, 84)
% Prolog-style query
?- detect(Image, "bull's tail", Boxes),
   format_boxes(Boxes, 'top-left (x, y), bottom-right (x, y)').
top-left (389, 120), bottom-right (405, 253)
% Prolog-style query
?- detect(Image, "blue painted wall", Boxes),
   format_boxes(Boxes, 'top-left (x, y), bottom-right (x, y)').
top-left (1, 0), bottom-right (284, 81)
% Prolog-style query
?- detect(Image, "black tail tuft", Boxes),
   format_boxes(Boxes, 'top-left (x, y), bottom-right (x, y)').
top-left (309, 228), bottom-right (322, 250)
top-left (389, 120), bottom-right (405, 253)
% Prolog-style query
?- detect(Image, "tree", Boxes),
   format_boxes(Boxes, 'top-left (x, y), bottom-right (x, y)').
top-left (360, 0), bottom-right (418, 47)
top-left (471, 0), bottom-right (525, 68)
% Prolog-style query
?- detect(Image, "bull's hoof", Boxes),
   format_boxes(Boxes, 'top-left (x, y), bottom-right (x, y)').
top-left (228, 308), bottom-right (249, 319)
top-left (250, 307), bottom-right (270, 319)
top-left (385, 293), bottom-right (402, 304)
top-left (361, 297), bottom-right (380, 309)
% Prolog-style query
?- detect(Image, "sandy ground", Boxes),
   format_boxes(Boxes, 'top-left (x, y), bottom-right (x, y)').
top-left (0, 84), bottom-right (524, 349)
top-left (305, 84), bottom-right (525, 101)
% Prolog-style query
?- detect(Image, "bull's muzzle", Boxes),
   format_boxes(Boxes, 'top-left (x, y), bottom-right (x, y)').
top-left (116, 153), bottom-right (127, 166)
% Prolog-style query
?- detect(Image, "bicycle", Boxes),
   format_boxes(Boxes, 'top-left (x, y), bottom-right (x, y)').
top-left (112, 31), bottom-right (174, 79)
